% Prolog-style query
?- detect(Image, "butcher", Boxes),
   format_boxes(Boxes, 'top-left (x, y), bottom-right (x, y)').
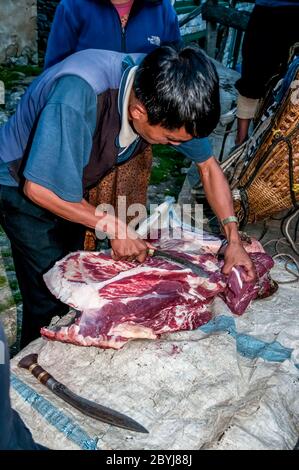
top-left (0, 45), bottom-right (255, 348)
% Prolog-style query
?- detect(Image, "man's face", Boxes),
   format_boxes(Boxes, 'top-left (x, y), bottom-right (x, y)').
top-left (128, 99), bottom-right (193, 145)
top-left (132, 119), bottom-right (193, 145)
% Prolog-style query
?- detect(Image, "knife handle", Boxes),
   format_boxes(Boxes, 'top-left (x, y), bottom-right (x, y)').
top-left (18, 353), bottom-right (53, 386)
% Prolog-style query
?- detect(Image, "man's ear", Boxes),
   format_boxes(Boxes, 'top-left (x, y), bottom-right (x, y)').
top-left (129, 102), bottom-right (148, 122)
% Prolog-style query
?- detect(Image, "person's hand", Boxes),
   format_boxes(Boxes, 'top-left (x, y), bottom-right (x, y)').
top-left (110, 234), bottom-right (154, 263)
top-left (222, 240), bottom-right (257, 282)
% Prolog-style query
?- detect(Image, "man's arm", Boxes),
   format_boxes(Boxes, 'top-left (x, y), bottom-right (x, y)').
top-left (197, 157), bottom-right (256, 281)
top-left (23, 181), bottom-right (151, 262)
top-left (22, 76), bottom-right (150, 261)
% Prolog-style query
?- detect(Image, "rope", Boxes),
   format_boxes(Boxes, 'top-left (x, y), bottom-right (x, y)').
top-left (272, 253), bottom-right (299, 284)
top-left (261, 209), bottom-right (299, 284)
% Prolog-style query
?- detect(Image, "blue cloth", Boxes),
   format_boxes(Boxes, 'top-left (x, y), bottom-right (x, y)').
top-left (256, 0), bottom-right (299, 6)
top-left (0, 163), bottom-right (16, 186)
top-left (11, 374), bottom-right (97, 450)
top-left (171, 138), bottom-right (212, 163)
top-left (44, 0), bottom-right (181, 69)
top-left (0, 50), bottom-right (213, 201)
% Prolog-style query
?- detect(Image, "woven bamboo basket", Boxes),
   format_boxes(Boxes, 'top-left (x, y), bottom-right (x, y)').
top-left (232, 69), bottom-right (299, 226)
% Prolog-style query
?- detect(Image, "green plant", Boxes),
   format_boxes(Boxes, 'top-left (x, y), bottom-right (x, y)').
top-left (150, 145), bottom-right (186, 186)
top-left (0, 275), bottom-right (7, 288)
top-left (0, 65), bottom-right (42, 90)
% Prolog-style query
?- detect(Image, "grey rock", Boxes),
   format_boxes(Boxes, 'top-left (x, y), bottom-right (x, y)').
top-left (38, 14), bottom-right (48, 22)
top-left (9, 56), bottom-right (29, 66)
top-left (0, 307), bottom-right (17, 347)
top-left (22, 76), bottom-right (36, 86)
top-left (5, 89), bottom-right (26, 113)
top-left (37, 0), bottom-right (60, 57)
top-left (31, 52), bottom-right (38, 65)
top-left (13, 71), bottom-right (26, 79)
top-left (0, 111), bottom-right (8, 125)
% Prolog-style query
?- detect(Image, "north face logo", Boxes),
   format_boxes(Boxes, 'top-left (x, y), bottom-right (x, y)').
top-left (147, 36), bottom-right (161, 46)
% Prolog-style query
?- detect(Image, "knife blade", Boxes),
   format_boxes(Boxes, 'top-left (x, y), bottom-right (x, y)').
top-left (18, 354), bottom-right (148, 434)
top-left (150, 249), bottom-right (210, 278)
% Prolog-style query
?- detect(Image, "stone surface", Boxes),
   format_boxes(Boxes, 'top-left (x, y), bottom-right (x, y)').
top-left (0, 308), bottom-right (17, 346)
top-left (0, 0), bottom-right (38, 64)
top-left (0, 77), bottom-right (25, 346)
top-left (37, 0), bottom-right (59, 61)
top-left (0, 111), bottom-right (8, 125)
top-left (0, 228), bottom-right (20, 348)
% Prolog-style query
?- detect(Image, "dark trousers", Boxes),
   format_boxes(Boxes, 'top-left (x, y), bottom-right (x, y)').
top-left (0, 185), bottom-right (85, 348)
top-left (236, 5), bottom-right (299, 99)
top-left (0, 321), bottom-right (47, 449)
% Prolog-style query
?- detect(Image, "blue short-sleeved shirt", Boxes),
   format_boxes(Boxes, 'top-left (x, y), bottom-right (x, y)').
top-left (23, 76), bottom-right (97, 202)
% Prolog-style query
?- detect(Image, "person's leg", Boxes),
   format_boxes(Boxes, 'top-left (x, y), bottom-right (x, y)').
top-left (235, 97), bottom-right (259, 146)
top-left (0, 185), bottom-right (85, 348)
top-left (236, 5), bottom-right (299, 145)
top-left (235, 6), bottom-right (281, 144)
top-left (235, 6), bottom-right (266, 145)
top-left (0, 321), bottom-right (46, 449)
top-left (236, 6), bottom-right (287, 100)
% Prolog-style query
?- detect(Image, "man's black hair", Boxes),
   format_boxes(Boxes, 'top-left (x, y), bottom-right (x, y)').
top-left (133, 45), bottom-right (220, 138)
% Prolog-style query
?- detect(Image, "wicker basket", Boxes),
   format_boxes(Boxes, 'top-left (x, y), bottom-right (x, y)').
top-left (232, 68), bottom-right (299, 225)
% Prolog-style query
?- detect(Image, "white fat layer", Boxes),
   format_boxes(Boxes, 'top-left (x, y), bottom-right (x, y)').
top-left (108, 322), bottom-right (157, 339)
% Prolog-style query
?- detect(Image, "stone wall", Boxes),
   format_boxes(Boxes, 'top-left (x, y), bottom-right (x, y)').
top-left (0, 0), bottom-right (38, 64)
top-left (37, 0), bottom-right (59, 63)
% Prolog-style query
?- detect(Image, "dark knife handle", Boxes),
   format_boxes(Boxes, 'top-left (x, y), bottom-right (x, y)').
top-left (18, 353), bottom-right (54, 386)
top-left (18, 355), bottom-right (148, 433)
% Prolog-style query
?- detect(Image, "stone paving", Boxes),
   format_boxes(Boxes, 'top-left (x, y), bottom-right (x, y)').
top-left (0, 226), bottom-right (21, 348)
top-left (0, 76), bottom-right (33, 348)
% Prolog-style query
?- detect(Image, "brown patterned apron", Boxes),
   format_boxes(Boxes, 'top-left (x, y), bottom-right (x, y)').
top-left (85, 146), bottom-right (152, 250)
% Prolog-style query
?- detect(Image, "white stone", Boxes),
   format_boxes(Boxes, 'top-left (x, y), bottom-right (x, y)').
top-left (0, 0), bottom-right (37, 64)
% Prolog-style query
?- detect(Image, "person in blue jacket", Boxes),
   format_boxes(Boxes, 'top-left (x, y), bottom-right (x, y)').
top-left (44, 0), bottom-right (181, 68)
top-left (44, 0), bottom-right (182, 251)
top-left (235, 0), bottom-right (299, 145)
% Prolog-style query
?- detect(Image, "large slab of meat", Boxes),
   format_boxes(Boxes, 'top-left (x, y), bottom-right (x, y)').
top-left (41, 235), bottom-right (276, 350)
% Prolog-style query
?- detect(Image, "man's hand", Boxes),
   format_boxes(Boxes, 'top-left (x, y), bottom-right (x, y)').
top-left (23, 181), bottom-right (153, 264)
top-left (222, 241), bottom-right (257, 282)
top-left (111, 237), bottom-right (153, 263)
top-left (197, 158), bottom-right (256, 282)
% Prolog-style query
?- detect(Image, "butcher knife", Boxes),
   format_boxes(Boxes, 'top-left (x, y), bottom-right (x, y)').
top-left (18, 354), bottom-right (148, 434)
top-left (148, 248), bottom-right (210, 278)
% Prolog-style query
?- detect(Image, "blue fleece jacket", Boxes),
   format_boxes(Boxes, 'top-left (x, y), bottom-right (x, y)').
top-left (44, 0), bottom-right (181, 68)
